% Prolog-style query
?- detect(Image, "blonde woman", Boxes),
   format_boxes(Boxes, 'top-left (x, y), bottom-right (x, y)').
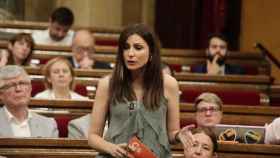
top-left (35, 57), bottom-right (87, 100)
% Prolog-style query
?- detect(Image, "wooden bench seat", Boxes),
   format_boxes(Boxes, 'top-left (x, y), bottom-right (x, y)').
top-left (25, 66), bottom-right (273, 83)
top-left (0, 138), bottom-right (280, 158)
top-left (0, 20), bottom-right (122, 33)
top-left (28, 74), bottom-right (271, 105)
top-left (29, 99), bottom-right (278, 126)
top-left (269, 84), bottom-right (280, 106)
top-left (25, 66), bottom-right (273, 105)
top-left (0, 40), bottom-right (270, 74)
top-left (22, 99), bottom-right (279, 116)
top-left (2, 98), bottom-right (278, 137)
top-left (0, 33), bottom-right (119, 47)
top-left (180, 102), bottom-right (280, 126)
top-left (3, 98), bottom-right (278, 126)
top-left (25, 67), bottom-right (272, 91)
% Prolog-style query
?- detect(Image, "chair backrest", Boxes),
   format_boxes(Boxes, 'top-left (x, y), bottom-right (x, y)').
top-left (180, 89), bottom-right (261, 105)
top-left (31, 80), bottom-right (88, 97)
top-left (54, 115), bottom-right (72, 137)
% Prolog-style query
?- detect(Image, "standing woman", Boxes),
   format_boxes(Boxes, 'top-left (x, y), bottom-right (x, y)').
top-left (88, 24), bottom-right (185, 158)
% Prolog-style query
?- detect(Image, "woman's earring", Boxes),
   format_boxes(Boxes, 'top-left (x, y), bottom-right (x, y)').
top-left (149, 56), bottom-right (153, 62)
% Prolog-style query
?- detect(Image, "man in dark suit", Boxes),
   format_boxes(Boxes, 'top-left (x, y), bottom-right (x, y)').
top-left (192, 34), bottom-right (244, 75)
top-left (70, 29), bottom-right (111, 69)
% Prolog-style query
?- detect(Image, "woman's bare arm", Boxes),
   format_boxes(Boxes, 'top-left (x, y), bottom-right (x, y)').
top-left (88, 76), bottom-right (128, 157)
top-left (164, 74), bottom-right (181, 143)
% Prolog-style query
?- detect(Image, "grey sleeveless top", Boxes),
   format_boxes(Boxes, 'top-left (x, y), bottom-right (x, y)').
top-left (96, 99), bottom-right (171, 158)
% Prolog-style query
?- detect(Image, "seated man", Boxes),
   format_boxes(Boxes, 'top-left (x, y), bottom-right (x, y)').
top-left (265, 117), bottom-right (280, 144)
top-left (192, 34), bottom-right (245, 75)
top-left (183, 127), bottom-right (218, 158)
top-left (194, 92), bottom-right (223, 127)
top-left (32, 7), bottom-right (74, 45)
top-left (0, 65), bottom-right (58, 137)
top-left (68, 113), bottom-right (108, 139)
top-left (68, 114), bottom-right (91, 138)
top-left (71, 30), bottom-right (111, 69)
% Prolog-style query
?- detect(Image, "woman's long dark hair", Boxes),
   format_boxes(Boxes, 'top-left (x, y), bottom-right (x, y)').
top-left (8, 33), bottom-right (34, 65)
top-left (108, 24), bottom-right (163, 110)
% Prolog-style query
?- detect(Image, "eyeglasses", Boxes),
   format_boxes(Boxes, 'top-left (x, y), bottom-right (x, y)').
top-left (196, 106), bottom-right (220, 113)
top-left (0, 81), bottom-right (31, 91)
top-left (210, 44), bottom-right (227, 50)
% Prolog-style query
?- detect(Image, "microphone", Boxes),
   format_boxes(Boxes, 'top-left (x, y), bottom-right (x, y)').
top-left (129, 102), bottom-right (135, 116)
top-left (129, 102), bottom-right (135, 111)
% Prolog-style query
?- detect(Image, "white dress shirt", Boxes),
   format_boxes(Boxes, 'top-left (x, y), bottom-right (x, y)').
top-left (34, 89), bottom-right (88, 100)
top-left (32, 29), bottom-right (74, 46)
top-left (3, 106), bottom-right (32, 137)
top-left (265, 117), bottom-right (280, 144)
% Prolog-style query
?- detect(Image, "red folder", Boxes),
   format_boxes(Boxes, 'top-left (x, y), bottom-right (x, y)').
top-left (127, 136), bottom-right (157, 158)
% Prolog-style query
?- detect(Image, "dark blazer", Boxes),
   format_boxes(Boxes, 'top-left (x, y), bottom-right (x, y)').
top-left (68, 57), bottom-right (111, 69)
top-left (191, 63), bottom-right (245, 75)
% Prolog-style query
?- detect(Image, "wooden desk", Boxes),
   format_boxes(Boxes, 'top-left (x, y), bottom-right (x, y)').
top-left (0, 138), bottom-right (279, 158)
top-left (2, 99), bottom-right (276, 125)
top-left (0, 40), bottom-right (269, 74)
top-left (29, 74), bottom-right (270, 104)
top-left (0, 20), bottom-right (122, 33)
top-left (180, 103), bottom-right (280, 125)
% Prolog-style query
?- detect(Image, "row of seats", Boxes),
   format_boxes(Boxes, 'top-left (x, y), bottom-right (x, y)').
top-left (0, 137), bottom-right (279, 158)
top-left (29, 75), bottom-right (270, 106)
top-left (0, 19), bottom-right (278, 158)
top-left (16, 99), bottom-right (279, 137)
top-left (0, 20), bottom-right (122, 33)
top-left (0, 20), bottom-right (272, 76)
top-left (0, 38), bottom-right (271, 75)
top-left (27, 66), bottom-right (271, 104)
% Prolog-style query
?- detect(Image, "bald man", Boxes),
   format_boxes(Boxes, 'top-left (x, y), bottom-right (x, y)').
top-left (70, 30), bottom-right (111, 69)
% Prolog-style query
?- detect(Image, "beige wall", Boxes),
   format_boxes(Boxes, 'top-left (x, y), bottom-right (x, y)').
top-left (240, 0), bottom-right (280, 82)
top-left (24, 0), bottom-right (155, 28)
top-left (24, 0), bottom-right (280, 81)
top-left (142, 0), bottom-right (155, 28)
top-left (122, 0), bottom-right (142, 26)
top-left (122, 0), bottom-right (155, 28)
top-left (25, 0), bottom-right (55, 21)
top-left (56, 0), bottom-right (123, 28)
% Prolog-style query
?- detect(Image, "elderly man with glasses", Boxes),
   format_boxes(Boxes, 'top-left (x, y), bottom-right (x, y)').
top-left (0, 65), bottom-right (58, 137)
top-left (70, 30), bottom-right (111, 69)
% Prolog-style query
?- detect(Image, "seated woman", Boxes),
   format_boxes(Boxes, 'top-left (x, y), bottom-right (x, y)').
top-left (0, 33), bottom-right (34, 67)
top-left (194, 92), bottom-right (223, 128)
top-left (184, 127), bottom-right (218, 158)
top-left (34, 57), bottom-right (88, 100)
